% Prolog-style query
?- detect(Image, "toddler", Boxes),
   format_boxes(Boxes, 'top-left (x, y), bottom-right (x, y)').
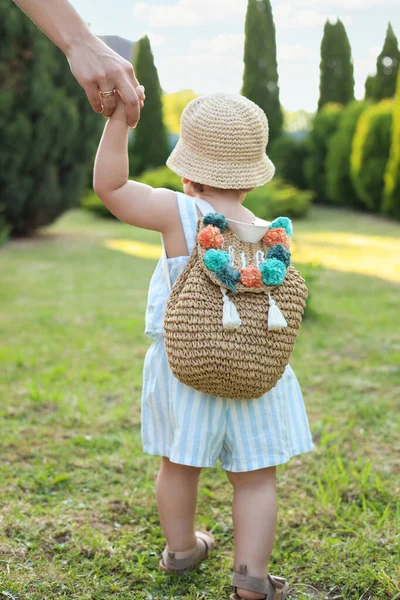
top-left (94, 91), bottom-right (314, 600)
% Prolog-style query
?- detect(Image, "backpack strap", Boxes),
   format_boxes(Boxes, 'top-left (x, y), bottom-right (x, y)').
top-left (177, 192), bottom-right (198, 255)
top-left (161, 238), bottom-right (172, 293)
top-left (194, 197), bottom-right (216, 216)
top-left (161, 192), bottom-right (206, 293)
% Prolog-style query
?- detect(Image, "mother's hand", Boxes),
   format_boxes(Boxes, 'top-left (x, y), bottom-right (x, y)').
top-left (66, 35), bottom-right (145, 128)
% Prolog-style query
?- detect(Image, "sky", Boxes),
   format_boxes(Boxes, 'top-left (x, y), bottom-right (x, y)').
top-left (70, 0), bottom-right (400, 112)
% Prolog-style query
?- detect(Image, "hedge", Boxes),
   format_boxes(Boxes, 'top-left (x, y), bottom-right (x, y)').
top-left (137, 167), bottom-right (182, 190)
top-left (351, 100), bottom-right (394, 212)
top-left (383, 71), bottom-right (400, 219)
top-left (304, 103), bottom-right (343, 202)
top-left (244, 178), bottom-right (314, 219)
top-left (268, 135), bottom-right (309, 190)
top-left (326, 100), bottom-right (368, 207)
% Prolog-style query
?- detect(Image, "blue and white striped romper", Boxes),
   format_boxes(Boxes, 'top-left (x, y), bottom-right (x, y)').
top-left (141, 192), bottom-right (315, 472)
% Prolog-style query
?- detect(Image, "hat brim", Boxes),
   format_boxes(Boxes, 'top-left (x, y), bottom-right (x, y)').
top-left (166, 139), bottom-right (275, 190)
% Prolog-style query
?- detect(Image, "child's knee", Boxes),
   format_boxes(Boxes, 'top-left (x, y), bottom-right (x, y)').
top-left (161, 456), bottom-right (202, 476)
top-left (226, 466), bottom-right (276, 488)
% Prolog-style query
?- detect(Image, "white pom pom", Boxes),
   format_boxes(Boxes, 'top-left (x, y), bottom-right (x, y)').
top-left (221, 288), bottom-right (242, 330)
top-left (268, 294), bottom-right (287, 330)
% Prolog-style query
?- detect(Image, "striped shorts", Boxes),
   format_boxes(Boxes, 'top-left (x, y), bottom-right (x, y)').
top-left (141, 337), bottom-right (314, 472)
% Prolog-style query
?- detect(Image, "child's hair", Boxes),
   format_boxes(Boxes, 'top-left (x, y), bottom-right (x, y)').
top-left (191, 182), bottom-right (253, 195)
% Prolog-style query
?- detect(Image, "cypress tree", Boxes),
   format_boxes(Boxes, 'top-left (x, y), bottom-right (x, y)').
top-left (383, 70), bottom-right (400, 218)
top-left (129, 36), bottom-right (169, 175)
top-left (364, 75), bottom-right (376, 100)
top-left (318, 19), bottom-right (355, 111)
top-left (242, 0), bottom-right (283, 142)
top-left (371, 23), bottom-right (400, 101)
top-left (0, 0), bottom-right (102, 236)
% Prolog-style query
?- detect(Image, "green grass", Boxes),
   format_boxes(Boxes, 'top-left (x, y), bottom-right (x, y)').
top-left (0, 206), bottom-right (399, 600)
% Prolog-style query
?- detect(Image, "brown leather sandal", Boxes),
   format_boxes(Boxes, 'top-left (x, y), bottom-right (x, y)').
top-left (231, 564), bottom-right (289, 600)
top-left (159, 530), bottom-right (215, 574)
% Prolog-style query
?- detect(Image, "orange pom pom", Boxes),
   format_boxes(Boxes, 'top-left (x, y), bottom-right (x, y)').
top-left (263, 228), bottom-right (290, 250)
top-left (198, 225), bottom-right (224, 249)
top-left (240, 265), bottom-right (262, 288)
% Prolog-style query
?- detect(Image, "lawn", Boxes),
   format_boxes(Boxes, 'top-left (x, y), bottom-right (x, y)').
top-left (0, 206), bottom-right (399, 600)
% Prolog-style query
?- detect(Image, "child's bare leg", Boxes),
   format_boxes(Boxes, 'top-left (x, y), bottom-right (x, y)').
top-left (156, 457), bottom-right (202, 553)
top-left (226, 467), bottom-right (277, 600)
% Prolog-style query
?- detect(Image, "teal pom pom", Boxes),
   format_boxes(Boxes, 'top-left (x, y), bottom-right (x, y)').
top-left (270, 216), bottom-right (293, 237)
top-left (204, 249), bottom-right (239, 292)
top-left (203, 249), bottom-right (230, 272)
top-left (203, 212), bottom-right (228, 232)
top-left (216, 263), bottom-right (241, 294)
top-left (267, 244), bottom-right (291, 267)
top-left (260, 258), bottom-right (287, 285)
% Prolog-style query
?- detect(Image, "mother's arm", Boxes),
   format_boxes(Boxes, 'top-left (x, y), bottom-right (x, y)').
top-left (12, 0), bottom-right (144, 127)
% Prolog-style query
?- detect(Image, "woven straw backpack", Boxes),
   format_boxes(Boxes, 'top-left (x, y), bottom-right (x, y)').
top-left (163, 198), bottom-right (308, 400)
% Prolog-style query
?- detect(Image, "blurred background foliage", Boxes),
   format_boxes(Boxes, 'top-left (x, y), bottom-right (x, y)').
top-left (1, 0), bottom-right (400, 243)
top-left (350, 100), bottom-right (394, 213)
top-left (0, 0), bottom-right (103, 237)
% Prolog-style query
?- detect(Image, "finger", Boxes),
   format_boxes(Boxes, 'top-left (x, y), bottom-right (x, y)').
top-left (137, 85), bottom-right (145, 109)
top-left (136, 85), bottom-right (146, 103)
top-left (124, 61), bottom-right (139, 89)
top-left (85, 83), bottom-right (103, 113)
top-left (118, 81), bottom-right (141, 128)
top-left (99, 81), bottom-right (117, 118)
top-left (101, 93), bottom-right (116, 118)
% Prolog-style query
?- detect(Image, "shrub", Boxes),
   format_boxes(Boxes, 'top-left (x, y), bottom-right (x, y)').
top-left (81, 190), bottom-right (112, 219)
top-left (137, 166), bottom-right (182, 190)
top-left (351, 100), bottom-right (394, 212)
top-left (0, 206), bottom-right (9, 246)
top-left (326, 100), bottom-right (368, 207)
top-left (0, 2), bottom-right (102, 236)
top-left (304, 103), bottom-right (343, 202)
top-left (269, 135), bottom-right (309, 190)
top-left (244, 178), bottom-right (314, 220)
top-left (383, 72), bottom-right (400, 219)
top-left (163, 90), bottom-right (198, 135)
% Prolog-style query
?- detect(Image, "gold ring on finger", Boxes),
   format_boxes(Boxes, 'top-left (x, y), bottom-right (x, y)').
top-left (99, 89), bottom-right (116, 98)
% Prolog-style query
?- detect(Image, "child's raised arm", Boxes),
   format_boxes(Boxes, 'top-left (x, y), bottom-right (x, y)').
top-left (93, 92), bottom-right (177, 233)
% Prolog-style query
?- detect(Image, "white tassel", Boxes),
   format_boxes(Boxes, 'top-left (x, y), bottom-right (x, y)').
top-left (221, 288), bottom-right (242, 330)
top-left (268, 294), bottom-right (287, 330)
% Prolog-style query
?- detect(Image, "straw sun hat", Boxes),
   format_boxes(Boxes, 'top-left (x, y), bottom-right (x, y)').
top-left (166, 93), bottom-right (275, 190)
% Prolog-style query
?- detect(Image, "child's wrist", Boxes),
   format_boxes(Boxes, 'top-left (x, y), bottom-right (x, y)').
top-left (109, 100), bottom-right (127, 124)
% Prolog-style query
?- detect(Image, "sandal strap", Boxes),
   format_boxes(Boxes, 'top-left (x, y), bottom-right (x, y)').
top-left (161, 532), bottom-right (210, 571)
top-left (232, 565), bottom-right (287, 599)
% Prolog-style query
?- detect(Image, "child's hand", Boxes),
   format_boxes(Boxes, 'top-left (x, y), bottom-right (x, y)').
top-left (109, 90), bottom-right (128, 122)
top-left (137, 85), bottom-right (146, 109)
top-left (109, 86), bottom-right (145, 124)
